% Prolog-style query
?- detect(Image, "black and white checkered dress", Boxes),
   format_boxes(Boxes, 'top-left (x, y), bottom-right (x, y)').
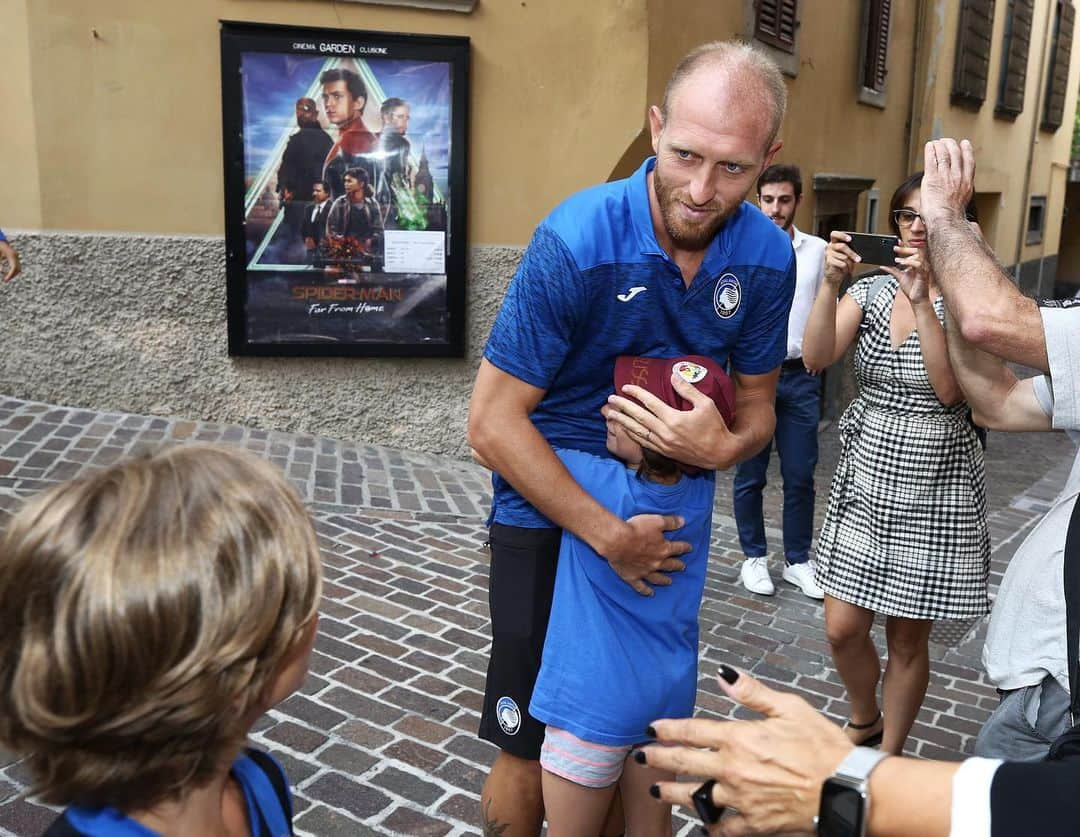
top-left (814, 274), bottom-right (990, 619)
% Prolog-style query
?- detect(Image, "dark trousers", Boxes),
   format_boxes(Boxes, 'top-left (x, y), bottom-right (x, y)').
top-left (733, 365), bottom-right (821, 564)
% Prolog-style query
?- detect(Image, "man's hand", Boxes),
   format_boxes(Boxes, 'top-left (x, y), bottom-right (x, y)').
top-left (921, 138), bottom-right (975, 225)
top-left (605, 372), bottom-right (733, 470)
top-left (603, 514), bottom-right (689, 597)
top-left (0, 241), bottom-right (20, 282)
top-left (304, 236), bottom-right (316, 250)
top-left (469, 359), bottom-right (691, 597)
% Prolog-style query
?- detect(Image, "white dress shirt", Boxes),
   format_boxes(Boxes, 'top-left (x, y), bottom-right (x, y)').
top-left (787, 226), bottom-right (827, 360)
top-left (949, 757), bottom-right (1003, 836)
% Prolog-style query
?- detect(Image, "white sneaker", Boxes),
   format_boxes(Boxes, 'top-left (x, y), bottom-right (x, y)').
top-left (740, 555), bottom-right (775, 595)
top-left (782, 561), bottom-right (825, 600)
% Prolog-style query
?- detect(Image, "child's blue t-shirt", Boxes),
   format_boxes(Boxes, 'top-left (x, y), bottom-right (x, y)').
top-left (529, 449), bottom-right (716, 745)
top-left (48, 749), bottom-right (292, 837)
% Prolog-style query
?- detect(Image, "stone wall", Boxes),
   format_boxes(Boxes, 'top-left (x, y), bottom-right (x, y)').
top-left (0, 232), bottom-right (521, 459)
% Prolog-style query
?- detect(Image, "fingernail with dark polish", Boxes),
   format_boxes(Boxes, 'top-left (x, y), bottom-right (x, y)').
top-left (719, 664), bottom-right (739, 685)
top-left (649, 783), bottom-right (660, 799)
top-left (633, 748), bottom-right (647, 764)
top-left (645, 724), bottom-right (657, 738)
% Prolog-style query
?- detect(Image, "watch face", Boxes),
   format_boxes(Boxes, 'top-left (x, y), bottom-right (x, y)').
top-left (818, 779), bottom-right (866, 837)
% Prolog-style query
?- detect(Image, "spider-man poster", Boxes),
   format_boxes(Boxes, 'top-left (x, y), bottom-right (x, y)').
top-left (221, 22), bottom-right (468, 356)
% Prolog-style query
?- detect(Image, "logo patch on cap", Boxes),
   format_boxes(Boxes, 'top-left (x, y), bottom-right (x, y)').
top-left (713, 273), bottom-right (741, 319)
top-left (672, 361), bottom-right (708, 384)
top-left (496, 696), bottom-right (521, 736)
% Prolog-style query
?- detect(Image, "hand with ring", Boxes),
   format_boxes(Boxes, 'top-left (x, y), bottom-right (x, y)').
top-left (641, 666), bottom-right (854, 835)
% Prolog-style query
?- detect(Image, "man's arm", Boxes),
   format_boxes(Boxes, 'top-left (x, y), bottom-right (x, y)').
top-left (605, 368), bottom-right (779, 471)
top-left (467, 359), bottom-right (689, 596)
top-left (921, 138), bottom-right (1049, 371)
top-left (944, 312), bottom-right (1052, 431)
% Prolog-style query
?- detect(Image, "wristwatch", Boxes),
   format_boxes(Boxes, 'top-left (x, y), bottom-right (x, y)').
top-left (815, 746), bottom-right (889, 837)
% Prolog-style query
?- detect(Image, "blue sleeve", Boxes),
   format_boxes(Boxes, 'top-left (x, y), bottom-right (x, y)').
top-left (483, 224), bottom-right (589, 390)
top-left (731, 252), bottom-right (796, 375)
top-left (0, 228), bottom-right (6, 243)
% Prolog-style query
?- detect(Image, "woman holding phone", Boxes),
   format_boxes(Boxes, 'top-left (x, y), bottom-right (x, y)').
top-left (801, 172), bottom-right (989, 755)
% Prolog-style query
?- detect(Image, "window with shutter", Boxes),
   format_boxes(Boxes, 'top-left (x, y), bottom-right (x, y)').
top-left (995, 0), bottom-right (1034, 119)
top-left (951, 0), bottom-right (997, 110)
top-left (755, 0), bottom-right (799, 54)
top-left (1042, 0), bottom-right (1075, 131)
top-left (861, 0), bottom-right (892, 93)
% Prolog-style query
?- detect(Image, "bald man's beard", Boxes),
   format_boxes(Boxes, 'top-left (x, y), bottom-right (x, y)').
top-left (652, 164), bottom-right (742, 250)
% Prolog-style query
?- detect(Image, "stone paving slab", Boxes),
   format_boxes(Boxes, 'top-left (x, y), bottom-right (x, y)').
top-left (0, 397), bottom-right (1076, 835)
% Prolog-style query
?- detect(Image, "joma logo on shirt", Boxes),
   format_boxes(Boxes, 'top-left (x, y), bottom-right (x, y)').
top-left (617, 286), bottom-right (647, 302)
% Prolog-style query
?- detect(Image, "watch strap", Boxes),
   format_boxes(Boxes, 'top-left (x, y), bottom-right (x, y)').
top-left (832, 746), bottom-right (889, 784)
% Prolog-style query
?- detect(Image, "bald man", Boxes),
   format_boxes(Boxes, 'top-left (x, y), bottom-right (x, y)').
top-left (467, 40), bottom-right (795, 835)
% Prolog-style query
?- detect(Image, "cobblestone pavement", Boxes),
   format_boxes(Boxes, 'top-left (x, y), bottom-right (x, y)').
top-left (0, 397), bottom-right (1075, 836)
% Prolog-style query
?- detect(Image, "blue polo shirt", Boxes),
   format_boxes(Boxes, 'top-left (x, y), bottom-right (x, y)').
top-left (483, 156), bottom-right (795, 528)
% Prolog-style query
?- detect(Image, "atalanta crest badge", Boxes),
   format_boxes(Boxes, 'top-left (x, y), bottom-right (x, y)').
top-left (496, 696), bottom-right (521, 735)
top-left (713, 273), bottom-right (741, 319)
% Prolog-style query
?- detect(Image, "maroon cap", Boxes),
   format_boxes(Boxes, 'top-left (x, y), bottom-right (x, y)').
top-left (614, 355), bottom-right (735, 426)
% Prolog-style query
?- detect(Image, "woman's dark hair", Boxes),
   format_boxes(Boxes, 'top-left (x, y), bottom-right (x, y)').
top-left (888, 171), bottom-right (979, 236)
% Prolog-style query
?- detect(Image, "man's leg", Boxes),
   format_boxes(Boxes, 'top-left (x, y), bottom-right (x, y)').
top-left (775, 370), bottom-right (823, 598)
top-left (975, 675), bottom-right (1071, 761)
top-left (478, 524), bottom-right (561, 836)
top-left (482, 753), bottom-right (544, 836)
top-left (734, 441), bottom-right (774, 595)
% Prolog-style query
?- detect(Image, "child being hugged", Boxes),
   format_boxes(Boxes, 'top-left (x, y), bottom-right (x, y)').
top-left (0, 444), bottom-right (322, 837)
top-left (532, 355), bottom-right (734, 836)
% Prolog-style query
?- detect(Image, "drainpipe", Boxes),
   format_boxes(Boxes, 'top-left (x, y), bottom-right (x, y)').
top-left (906, 0), bottom-right (930, 172)
top-left (1016, 0), bottom-right (1056, 280)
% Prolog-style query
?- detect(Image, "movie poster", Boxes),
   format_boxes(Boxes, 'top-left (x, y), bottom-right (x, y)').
top-left (220, 23), bottom-right (469, 356)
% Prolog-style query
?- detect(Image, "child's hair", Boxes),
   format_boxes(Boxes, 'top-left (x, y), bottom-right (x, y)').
top-left (638, 447), bottom-right (681, 480)
top-left (0, 444), bottom-right (322, 812)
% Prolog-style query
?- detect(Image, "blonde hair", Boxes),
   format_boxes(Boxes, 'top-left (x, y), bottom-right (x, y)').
top-left (0, 444), bottom-right (322, 810)
top-left (661, 40), bottom-right (788, 149)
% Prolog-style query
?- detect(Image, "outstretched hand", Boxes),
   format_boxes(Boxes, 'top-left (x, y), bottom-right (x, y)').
top-left (922, 138), bottom-right (975, 225)
top-left (642, 668), bottom-right (853, 835)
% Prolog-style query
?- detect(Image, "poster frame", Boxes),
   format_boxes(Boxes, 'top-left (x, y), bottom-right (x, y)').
top-left (220, 20), bottom-right (469, 357)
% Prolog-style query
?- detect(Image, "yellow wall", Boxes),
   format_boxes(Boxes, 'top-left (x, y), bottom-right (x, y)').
top-left (916, 0), bottom-right (1080, 265)
top-left (5, 0), bottom-right (1077, 258)
top-left (619, 0), bottom-right (921, 235)
top-left (782, 0), bottom-right (919, 233)
top-left (0, 0), bottom-right (43, 228)
top-left (0, 0), bottom-right (648, 242)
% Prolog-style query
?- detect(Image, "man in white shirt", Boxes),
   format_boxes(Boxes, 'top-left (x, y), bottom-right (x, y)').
top-left (735, 164), bottom-right (827, 599)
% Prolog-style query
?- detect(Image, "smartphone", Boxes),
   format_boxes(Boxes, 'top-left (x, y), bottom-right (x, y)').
top-left (843, 232), bottom-right (900, 266)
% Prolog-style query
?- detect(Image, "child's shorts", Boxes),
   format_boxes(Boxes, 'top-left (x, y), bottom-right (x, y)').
top-left (540, 726), bottom-right (634, 789)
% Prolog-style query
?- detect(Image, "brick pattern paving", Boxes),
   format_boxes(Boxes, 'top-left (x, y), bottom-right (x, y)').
top-left (0, 397), bottom-right (1076, 835)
